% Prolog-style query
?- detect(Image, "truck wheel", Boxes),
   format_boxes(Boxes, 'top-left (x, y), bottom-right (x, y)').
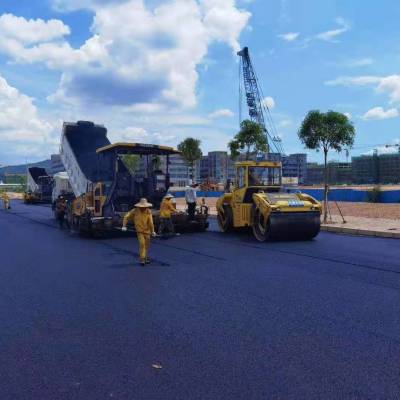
top-left (218, 205), bottom-right (233, 233)
top-left (252, 207), bottom-right (270, 242)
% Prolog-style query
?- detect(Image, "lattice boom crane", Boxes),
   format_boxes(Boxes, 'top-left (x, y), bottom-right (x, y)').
top-left (237, 46), bottom-right (284, 155)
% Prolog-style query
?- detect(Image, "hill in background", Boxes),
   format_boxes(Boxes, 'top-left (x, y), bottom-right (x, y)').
top-left (0, 159), bottom-right (51, 181)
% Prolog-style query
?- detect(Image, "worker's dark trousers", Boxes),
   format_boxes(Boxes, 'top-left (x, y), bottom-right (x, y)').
top-left (187, 202), bottom-right (196, 220)
top-left (159, 218), bottom-right (175, 238)
top-left (57, 212), bottom-right (65, 228)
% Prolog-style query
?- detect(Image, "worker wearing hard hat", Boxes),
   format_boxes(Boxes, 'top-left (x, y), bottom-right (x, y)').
top-left (122, 198), bottom-right (156, 266)
top-left (159, 193), bottom-right (177, 238)
top-left (55, 196), bottom-right (67, 228)
top-left (2, 192), bottom-right (10, 210)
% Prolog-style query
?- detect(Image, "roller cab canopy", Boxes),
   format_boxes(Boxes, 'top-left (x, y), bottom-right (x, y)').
top-left (96, 142), bottom-right (181, 156)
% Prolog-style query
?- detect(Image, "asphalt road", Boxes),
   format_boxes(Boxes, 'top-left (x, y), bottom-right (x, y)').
top-left (1, 200), bottom-right (400, 399)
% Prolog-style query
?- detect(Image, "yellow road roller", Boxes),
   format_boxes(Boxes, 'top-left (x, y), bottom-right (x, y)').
top-left (216, 161), bottom-right (322, 241)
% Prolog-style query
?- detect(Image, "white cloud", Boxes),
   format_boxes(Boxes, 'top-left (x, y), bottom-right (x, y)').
top-left (0, 74), bottom-right (56, 158)
top-left (0, 2), bottom-right (252, 162)
top-left (209, 108), bottom-right (234, 118)
top-left (262, 96), bottom-right (275, 109)
top-left (109, 126), bottom-right (149, 143)
top-left (344, 112), bottom-right (352, 119)
top-left (363, 141), bottom-right (400, 155)
top-left (316, 17), bottom-right (349, 42)
top-left (278, 32), bottom-right (299, 42)
top-left (326, 74), bottom-right (400, 103)
top-left (201, 0), bottom-right (251, 53)
top-left (52, 0), bottom-right (126, 11)
top-left (0, 1), bottom-right (250, 110)
top-left (346, 58), bottom-right (373, 67)
top-left (325, 76), bottom-right (380, 86)
top-left (277, 119), bottom-right (291, 128)
top-left (0, 13), bottom-right (70, 45)
top-left (362, 107), bottom-right (399, 120)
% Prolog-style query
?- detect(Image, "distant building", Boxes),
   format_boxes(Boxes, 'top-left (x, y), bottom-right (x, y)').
top-left (50, 154), bottom-right (65, 175)
top-left (193, 151), bottom-right (308, 185)
top-left (208, 151), bottom-right (235, 183)
top-left (166, 154), bottom-right (192, 187)
top-left (305, 161), bottom-right (352, 185)
top-left (377, 153), bottom-right (400, 183)
top-left (351, 155), bottom-right (378, 184)
top-left (265, 153), bottom-right (282, 162)
top-left (197, 155), bottom-right (209, 182)
top-left (305, 163), bottom-right (324, 185)
top-left (282, 153), bottom-right (307, 184)
top-left (328, 162), bottom-right (352, 185)
top-left (352, 151), bottom-right (400, 184)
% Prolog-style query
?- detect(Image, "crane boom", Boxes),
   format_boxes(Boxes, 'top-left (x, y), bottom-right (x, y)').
top-left (237, 46), bottom-right (284, 155)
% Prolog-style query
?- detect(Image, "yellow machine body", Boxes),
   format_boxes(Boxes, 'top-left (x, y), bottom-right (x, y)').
top-left (24, 192), bottom-right (41, 204)
top-left (72, 182), bottom-right (106, 217)
top-left (217, 161), bottom-right (322, 241)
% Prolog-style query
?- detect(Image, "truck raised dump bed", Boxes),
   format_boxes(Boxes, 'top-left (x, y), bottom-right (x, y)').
top-left (24, 167), bottom-right (53, 204)
top-left (60, 121), bottom-right (110, 197)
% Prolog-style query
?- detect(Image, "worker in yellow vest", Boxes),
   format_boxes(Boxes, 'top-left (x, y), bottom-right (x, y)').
top-left (159, 193), bottom-right (177, 238)
top-left (122, 198), bottom-right (156, 266)
top-left (2, 192), bottom-right (10, 210)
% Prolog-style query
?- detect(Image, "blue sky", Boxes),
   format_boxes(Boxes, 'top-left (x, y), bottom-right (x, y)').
top-left (0, 0), bottom-right (400, 166)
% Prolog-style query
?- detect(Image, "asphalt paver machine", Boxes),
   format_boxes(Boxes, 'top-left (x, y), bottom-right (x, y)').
top-left (60, 121), bottom-right (208, 236)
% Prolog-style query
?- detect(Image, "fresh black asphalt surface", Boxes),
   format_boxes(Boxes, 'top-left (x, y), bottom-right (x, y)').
top-left (1, 200), bottom-right (400, 399)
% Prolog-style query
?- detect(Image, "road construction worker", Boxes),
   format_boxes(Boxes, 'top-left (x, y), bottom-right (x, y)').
top-left (122, 198), bottom-right (156, 266)
top-left (55, 196), bottom-right (67, 228)
top-left (158, 193), bottom-right (176, 238)
top-left (2, 192), bottom-right (10, 210)
top-left (185, 183), bottom-right (198, 221)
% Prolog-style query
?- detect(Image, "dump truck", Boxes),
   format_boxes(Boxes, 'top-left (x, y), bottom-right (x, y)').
top-left (24, 167), bottom-right (53, 204)
top-left (60, 121), bottom-right (208, 236)
top-left (216, 161), bottom-right (321, 241)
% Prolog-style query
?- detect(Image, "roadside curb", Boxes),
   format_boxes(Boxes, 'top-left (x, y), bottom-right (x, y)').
top-left (208, 213), bottom-right (400, 239)
top-left (321, 224), bottom-right (400, 239)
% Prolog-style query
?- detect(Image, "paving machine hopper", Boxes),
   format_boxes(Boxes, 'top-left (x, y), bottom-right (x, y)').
top-left (60, 121), bottom-right (208, 236)
top-left (216, 161), bottom-right (321, 241)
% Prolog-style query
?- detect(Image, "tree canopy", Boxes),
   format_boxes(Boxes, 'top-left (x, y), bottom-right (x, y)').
top-left (298, 110), bottom-right (355, 223)
top-left (229, 120), bottom-right (268, 160)
top-left (298, 110), bottom-right (355, 154)
top-left (177, 137), bottom-right (202, 179)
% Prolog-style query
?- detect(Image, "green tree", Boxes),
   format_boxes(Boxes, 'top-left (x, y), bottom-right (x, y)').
top-left (177, 138), bottom-right (202, 181)
top-left (229, 120), bottom-right (268, 160)
top-left (298, 110), bottom-right (355, 223)
top-left (121, 154), bottom-right (141, 175)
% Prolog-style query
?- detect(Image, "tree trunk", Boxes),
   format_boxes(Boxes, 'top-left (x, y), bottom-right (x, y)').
top-left (323, 148), bottom-right (328, 224)
top-left (246, 145), bottom-right (250, 160)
